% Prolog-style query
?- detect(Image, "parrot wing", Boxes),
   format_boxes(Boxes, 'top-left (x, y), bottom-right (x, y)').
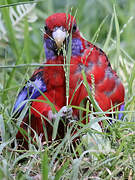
top-left (13, 67), bottom-right (47, 116)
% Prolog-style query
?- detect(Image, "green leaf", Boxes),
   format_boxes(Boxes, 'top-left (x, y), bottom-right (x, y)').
top-left (103, 13), bottom-right (114, 52)
top-left (54, 159), bottom-right (70, 180)
top-left (24, 17), bottom-right (31, 64)
top-left (113, 4), bottom-right (120, 69)
top-left (82, 69), bottom-right (104, 114)
top-left (92, 15), bottom-right (108, 43)
top-left (42, 149), bottom-right (49, 180)
top-left (2, 0), bottom-right (20, 57)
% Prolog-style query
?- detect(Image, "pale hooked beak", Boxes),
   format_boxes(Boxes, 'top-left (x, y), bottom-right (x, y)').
top-left (52, 27), bottom-right (66, 49)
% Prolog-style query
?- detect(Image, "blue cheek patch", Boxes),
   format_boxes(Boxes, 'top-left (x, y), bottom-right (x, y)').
top-left (44, 37), bottom-right (84, 60)
top-left (13, 71), bottom-right (47, 115)
top-left (72, 38), bottom-right (83, 56)
top-left (118, 104), bottom-right (125, 120)
top-left (44, 38), bottom-right (56, 60)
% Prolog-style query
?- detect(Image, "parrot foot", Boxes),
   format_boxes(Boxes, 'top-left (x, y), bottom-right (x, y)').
top-left (48, 106), bottom-right (73, 122)
top-left (58, 106), bottom-right (73, 121)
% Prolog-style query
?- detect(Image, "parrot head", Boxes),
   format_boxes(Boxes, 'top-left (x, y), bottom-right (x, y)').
top-left (43, 13), bottom-right (80, 59)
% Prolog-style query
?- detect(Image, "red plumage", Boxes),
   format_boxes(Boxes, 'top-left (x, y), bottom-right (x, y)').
top-left (13, 13), bottom-right (125, 147)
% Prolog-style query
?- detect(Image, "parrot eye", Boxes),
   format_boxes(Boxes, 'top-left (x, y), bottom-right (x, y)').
top-left (72, 24), bottom-right (77, 33)
top-left (44, 25), bottom-right (50, 33)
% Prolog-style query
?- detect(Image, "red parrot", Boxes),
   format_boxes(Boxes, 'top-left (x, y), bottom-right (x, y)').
top-left (13, 13), bottom-right (125, 147)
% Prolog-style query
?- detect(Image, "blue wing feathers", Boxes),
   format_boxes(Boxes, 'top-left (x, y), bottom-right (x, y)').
top-left (118, 104), bottom-right (125, 120)
top-left (13, 69), bottom-right (47, 115)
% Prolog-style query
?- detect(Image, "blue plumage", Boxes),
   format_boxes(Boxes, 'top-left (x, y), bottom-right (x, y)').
top-left (118, 104), bottom-right (125, 120)
top-left (13, 70), bottom-right (47, 115)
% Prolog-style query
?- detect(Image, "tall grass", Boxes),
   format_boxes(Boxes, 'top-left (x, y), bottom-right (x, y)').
top-left (0, 0), bottom-right (135, 179)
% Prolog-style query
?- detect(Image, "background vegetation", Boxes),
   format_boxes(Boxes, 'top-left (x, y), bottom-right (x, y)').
top-left (0, 0), bottom-right (135, 179)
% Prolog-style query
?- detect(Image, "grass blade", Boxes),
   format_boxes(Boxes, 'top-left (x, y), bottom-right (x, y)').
top-left (103, 13), bottom-right (114, 52)
top-left (54, 159), bottom-right (70, 180)
top-left (113, 4), bottom-right (120, 69)
top-left (42, 149), bottom-right (49, 180)
top-left (82, 69), bottom-right (103, 113)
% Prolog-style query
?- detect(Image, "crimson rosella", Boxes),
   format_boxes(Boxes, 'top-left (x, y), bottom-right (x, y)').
top-left (13, 13), bottom-right (125, 146)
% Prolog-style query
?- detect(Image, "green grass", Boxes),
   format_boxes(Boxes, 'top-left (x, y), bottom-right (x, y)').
top-left (0, 0), bottom-right (135, 179)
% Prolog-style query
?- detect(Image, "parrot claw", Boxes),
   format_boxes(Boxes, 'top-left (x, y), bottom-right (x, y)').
top-left (58, 106), bottom-right (73, 121)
